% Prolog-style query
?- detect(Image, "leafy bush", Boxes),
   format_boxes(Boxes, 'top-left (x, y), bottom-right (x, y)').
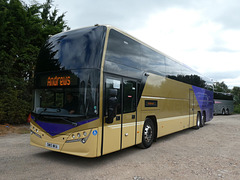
top-left (0, 0), bottom-right (69, 124)
top-left (234, 104), bottom-right (240, 114)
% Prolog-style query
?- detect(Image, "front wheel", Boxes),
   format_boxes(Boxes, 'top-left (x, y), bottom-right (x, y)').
top-left (138, 119), bottom-right (154, 148)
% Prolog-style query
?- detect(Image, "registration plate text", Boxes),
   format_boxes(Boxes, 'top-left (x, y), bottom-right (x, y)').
top-left (45, 142), bottom-right (60, 150)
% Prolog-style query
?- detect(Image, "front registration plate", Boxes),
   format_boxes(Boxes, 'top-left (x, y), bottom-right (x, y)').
top-left (45, 142), bottom-right (60, 150)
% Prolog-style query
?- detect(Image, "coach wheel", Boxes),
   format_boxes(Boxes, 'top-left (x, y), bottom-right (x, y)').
top-left (200, 112), bottom-right (206, 127)
top-left (226, 109), bottom-right (229, 115)
top-left (194, 112), bottom-right (201, 129)
top-left (139, 118), bottom-right (154, 148)
top-left (222, 109), bottom-right (225, 115)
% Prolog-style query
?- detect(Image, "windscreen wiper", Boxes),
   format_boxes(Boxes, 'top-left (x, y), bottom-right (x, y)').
top-left (39, 108), bottom-right (47, 115)
top-left (44, 116), bottom-right (78, 126)
top-left (60, 117), bottom-right (78, 126)
top-left (40, 108), bottom-right (62, 114)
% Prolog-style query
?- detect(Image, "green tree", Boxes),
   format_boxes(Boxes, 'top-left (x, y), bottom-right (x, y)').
top-left (231, 86), bottom-right (240, 113)
top-left (232, 86), bottom-right (240, 105)
top-left (213, 81), bottom-right (230, 93)
top-left (0, 0), bottom-right (69, 124)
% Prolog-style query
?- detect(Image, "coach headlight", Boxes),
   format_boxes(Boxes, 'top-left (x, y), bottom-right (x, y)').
top-left (66, 130), bottom-right (92, 144)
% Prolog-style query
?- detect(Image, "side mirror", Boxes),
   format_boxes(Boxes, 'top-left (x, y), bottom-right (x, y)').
top-left (106, 89), bottom-right (118, 124)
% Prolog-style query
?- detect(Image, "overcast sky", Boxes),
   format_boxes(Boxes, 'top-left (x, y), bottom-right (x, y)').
top-left (28, 0), bottom-right (240, 88)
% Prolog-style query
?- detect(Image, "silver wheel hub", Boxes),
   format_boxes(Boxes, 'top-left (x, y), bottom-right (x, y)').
top-left (197, 116), bottom-right (200, 126)
top-left (144, 125), bottom-right (153, 143)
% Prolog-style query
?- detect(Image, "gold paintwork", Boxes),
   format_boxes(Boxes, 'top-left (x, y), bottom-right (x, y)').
top-left (136, 72), bottom-right (200, 143)
top-left (122, 112), bottom-right (136, 149)
top-left (30, 122), bottom-right (100, 157)
top-left (102, 116), bottom-right (121, 155)
top-left (97, 26), bottom-right (110, 157)
top-left (30, 25), bottom-right (202, 157)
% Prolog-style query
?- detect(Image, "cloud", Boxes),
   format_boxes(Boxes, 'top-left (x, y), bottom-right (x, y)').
top-left (210, 0), bottom-right (240, 30)
top-left (126, 6), bottom-right (240, 88)
top-left (206, 71), bottom-right (240, 81)
top-left (222, 76), bottom-right (240, 88)
top-left (205, 68), bottom-right (240, 89)
top-left (209, 47), bottom-right (238, 53)
top-left (25, 0), bottom-right (240, 88)
top-left (29, 0), bottom-right (240, 32)
top-left (31, 0), bottom-right (196, 30)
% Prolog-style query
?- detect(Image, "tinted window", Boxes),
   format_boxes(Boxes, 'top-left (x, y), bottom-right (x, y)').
top-left (214, 92), bottom-right (233, 100)
top-left (105, 29), bottom-right (213, 90)
top-left (36, 26), bottom-right (106, 72)
top-left (165, 57), bottom-right (210, 88)
top-left (181, 64), bottom-right (193, 76)
top-left (33, 69), bottom-right (100, 123)
top-left (105, 78), bottom-right (121, 115)
top-left (165, 57), bottom-right (180, 77)
top-left (105, 30), bottom-right (166, 78)
top-left (105, 30), bottom-right (142, 69)
top-left (123, 80), bottom-right (136, 113)
top-left (141, 45), bottom-right (165, 75)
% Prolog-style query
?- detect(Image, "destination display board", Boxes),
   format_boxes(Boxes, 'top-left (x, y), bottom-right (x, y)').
top-left (35, 71), bottom-right (79, 88)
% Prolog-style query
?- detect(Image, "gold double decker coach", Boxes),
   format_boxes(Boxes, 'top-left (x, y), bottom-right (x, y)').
top-left (30, 25), bottom-right (214, 157)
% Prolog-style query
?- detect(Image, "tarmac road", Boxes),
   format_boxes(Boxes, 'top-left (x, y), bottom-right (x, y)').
top-left (0, 115), bottom-right (240, 180)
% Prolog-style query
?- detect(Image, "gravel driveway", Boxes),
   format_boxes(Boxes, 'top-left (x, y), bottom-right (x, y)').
top-left (0, 115), bottom-right (240, 180)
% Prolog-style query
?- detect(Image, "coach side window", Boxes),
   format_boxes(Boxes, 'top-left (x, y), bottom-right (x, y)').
top-left (140, 45), bottom-right (166, 76)
top-left (123, 80), bottom-right (136, 113)
top-left (105, 30), bottom-right (142, 70)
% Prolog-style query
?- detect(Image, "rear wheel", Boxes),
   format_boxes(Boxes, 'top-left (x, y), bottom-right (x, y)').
top-left (200, 112), bottom-right (206, 127)
top-left (194, 112), bottom-right (201, 129)
top-left (222, 109), bottom-right (226, 115)
top-left (226, 109), bottom-right (229, 115)
top-left (139, 119), bottom-right (154, 148)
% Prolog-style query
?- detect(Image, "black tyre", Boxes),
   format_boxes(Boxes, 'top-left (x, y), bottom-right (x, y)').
top-left (222, 109), bottom-right (225, 115)
top-left (200, 112), bottom-right (206, 127)
top-left (194, 112), bottom-right (201, 129)
top-left (226, 109), bottom-right (229, 115)
top-left (139, 119), bottom-right (154, 148)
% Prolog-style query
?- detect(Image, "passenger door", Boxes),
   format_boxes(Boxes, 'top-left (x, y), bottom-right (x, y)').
top-left (103, 77), bottom-right (122, 155)
top-left (122, 79), bottom-right (137, 149)
top-left (103, 76), bottom-right (137, 155)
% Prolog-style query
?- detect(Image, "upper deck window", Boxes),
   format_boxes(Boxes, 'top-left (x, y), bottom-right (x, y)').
top-left (36, 26), bottom-right (106, 72)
